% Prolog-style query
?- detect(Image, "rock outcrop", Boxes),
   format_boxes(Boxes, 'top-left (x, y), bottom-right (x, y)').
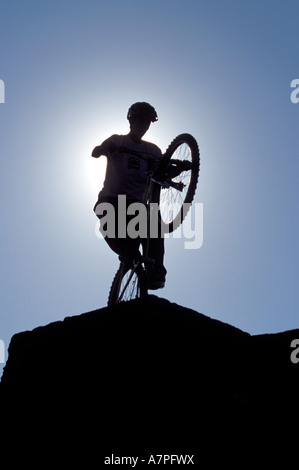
top-left (1, 296), bottom-right (298, 465)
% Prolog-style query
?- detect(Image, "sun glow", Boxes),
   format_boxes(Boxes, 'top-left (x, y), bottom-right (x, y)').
top-left (85, 155), bottom-right (107, 196)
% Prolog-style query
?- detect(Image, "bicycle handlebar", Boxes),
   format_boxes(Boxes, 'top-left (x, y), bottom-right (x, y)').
top-left (117, 146), bottom-right (161, 163)
top-left (115, 145), bottom-right (191, 192)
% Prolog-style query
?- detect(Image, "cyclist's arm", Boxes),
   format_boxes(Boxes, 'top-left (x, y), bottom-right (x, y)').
top-left (91, 141), bottom-right (116, 158)
top-left (91, 138), bottom-right (117, 158)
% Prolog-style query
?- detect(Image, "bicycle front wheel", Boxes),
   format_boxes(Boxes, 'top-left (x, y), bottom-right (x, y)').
top-left (154, 133), bottom-right (200, 233)
top-left (108, 262), bottom-right (147, 306)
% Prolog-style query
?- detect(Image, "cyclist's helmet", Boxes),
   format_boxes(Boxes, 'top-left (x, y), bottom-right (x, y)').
top-left (127, 102), bottom-right (158, 122)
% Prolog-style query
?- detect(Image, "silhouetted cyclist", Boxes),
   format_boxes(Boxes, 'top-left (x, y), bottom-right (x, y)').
top-left (92, 102), bottom-right (167, 289)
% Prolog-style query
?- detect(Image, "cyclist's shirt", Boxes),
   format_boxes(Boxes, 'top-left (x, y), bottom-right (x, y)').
top-left (95, 134), bottom-right (162, 204)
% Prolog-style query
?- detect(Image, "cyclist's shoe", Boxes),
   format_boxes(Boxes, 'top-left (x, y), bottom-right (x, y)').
top-left (180, 160), bottom-right (193, 171)
top-left (147, 267), bottom-right (166, 290)
top-left (166, 159), bottom-right (193, 178)
top-left (147, 280), bottom-right (165, 290)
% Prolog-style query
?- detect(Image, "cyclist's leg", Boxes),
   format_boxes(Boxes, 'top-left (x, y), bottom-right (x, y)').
top-left (96, 198), bottom-right (126, 256)
top-left (142, 234), bottom-right (167, 289)
top-left (102, 226), bottom-right (140, 265)
top-left (96, 196), bottom-right (140, 260)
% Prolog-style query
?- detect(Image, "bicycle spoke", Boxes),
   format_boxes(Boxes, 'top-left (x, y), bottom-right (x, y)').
top-left (118, 268), bottom-right (140, 302)
top-left (159, 143), bottom-right (192, 224)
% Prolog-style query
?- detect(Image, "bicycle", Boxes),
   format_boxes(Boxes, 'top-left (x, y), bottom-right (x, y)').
top-left (107, 133), bottom-right (200, 305)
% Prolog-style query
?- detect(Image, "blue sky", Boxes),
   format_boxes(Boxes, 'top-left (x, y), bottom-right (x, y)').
top-left (1, 0), bottom-right (298, 375)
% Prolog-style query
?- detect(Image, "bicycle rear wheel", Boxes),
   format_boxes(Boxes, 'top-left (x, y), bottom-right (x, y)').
top-left (154, 133), bottom-right (200, 233)
top-left (108, 261), bottom-right (147, 306)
